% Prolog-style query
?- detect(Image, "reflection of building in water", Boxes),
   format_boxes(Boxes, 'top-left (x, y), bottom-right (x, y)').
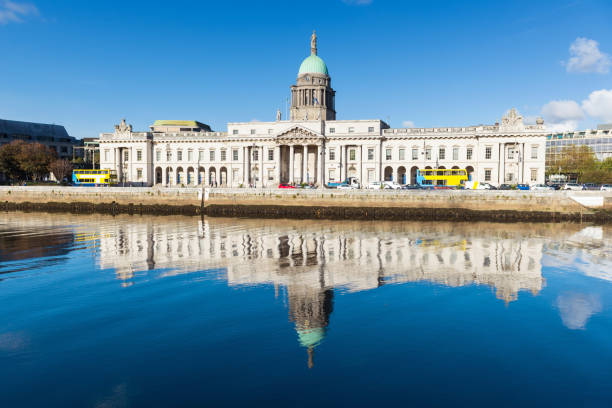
top-left (93, 217), bottom-right (549, 366)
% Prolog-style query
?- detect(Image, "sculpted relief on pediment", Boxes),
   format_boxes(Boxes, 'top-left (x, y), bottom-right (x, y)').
top-left (275, 126), bottom-right (324, 144)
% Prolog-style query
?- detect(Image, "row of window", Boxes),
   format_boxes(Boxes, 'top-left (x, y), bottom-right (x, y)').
top-left (329, 146), bottom-right (539, 161)
top-left (483, 169), bottom-right (539, 182)
top-left (106, 148), bottom-right (277, 163)
top-left (230, 126), bottom-right (377, 135)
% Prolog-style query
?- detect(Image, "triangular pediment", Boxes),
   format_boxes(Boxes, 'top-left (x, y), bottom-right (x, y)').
top-left (275, 125), bottom-right (324, 142)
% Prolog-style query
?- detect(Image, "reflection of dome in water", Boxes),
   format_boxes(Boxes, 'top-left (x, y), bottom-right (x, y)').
top-left (297, 327), bottom-right (326, 348)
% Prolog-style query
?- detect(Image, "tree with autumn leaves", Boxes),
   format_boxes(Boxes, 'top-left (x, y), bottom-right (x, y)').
top-left (0, 140), bottom-right (57, 182)
top-left (547, 145), bottom-right (612, 184)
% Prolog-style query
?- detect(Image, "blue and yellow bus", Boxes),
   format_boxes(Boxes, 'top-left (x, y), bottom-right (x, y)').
top-left (416, 168), bottom-right (469, 188)
top-left (72, 169), bottom-right (117, 186)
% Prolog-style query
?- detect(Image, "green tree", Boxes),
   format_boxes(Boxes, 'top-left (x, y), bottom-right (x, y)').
top-left (0, 140), bottom-right (26, 181)
top-left (548, 145), bottom-right (598, 182)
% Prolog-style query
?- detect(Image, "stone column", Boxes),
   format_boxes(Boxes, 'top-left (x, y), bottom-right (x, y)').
top-left (289, 145), bottom-right (294, 184)
top-left (260, 146), bottom-right (264, 188)
top-left (303, 145), bottom-right (309, 184)
top-left (275, 145), bottom-right (281, 184)
top-left (317, 144), bottom-right (324, 187)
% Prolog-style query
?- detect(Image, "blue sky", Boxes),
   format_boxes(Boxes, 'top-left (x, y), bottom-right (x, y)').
top-left (1, 0), bottom-right (611, 138)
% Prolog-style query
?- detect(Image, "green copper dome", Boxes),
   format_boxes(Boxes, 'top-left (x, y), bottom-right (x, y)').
top-left (297, 327), bottom-right (326, 348)
top-left (298, 55), bottom-right (329, 76)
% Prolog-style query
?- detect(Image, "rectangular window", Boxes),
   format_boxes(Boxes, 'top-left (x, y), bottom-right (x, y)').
top-left (466, 147), bottom-right (473, 160)
top-left (104, 150), bottom-right (109, 161)
top-left (368, 127), bottom-right (374, 133)
top-left (136, 150), bottom-right (142, 161)
top-left (167, 151), bottom-right (172, 162)
top-left (484, 169), bottom-right (491, 181)
top-left (177, 150), bottom-right (183, 161)
top-left (253, 149), bottom-right (259, 161)
top-left (531, 145), bottom-right (538, 159)
top-left (329, 127), bottom-right (335, 133)
top-left (531, 168), bottom-right (537, 182)
top-left (220, 150), bottom-right (227, 161)
top-left (209, 150), bottom-right (215, 161)
top-left (188, 150), bottom-right (193, 161)
top-left (137, 168), bottom-right (143, 180)
top-left (348, 127), bottom-right (355, 133)
top-left (425, 148), bottom-right (431, 160)
top-left (349, 149), bottom-right (356, 161)
top-left (508, 148), bottom-right (515, 160)
top-left (124, 151), bottom-right (129, 162)
top-left (399, 148), bottom-right (405, 161)
top-left (232, 149), bottom-right (239, 161)
top-left (267, 169), bottom-right (274, 181)
top-left (268, 149), bottom-right (274, 161)
top-left (453, 147), bottom-right (459, 161)
top-left (250, 129), bottom-right (256, 135)
top-left (156, 150), bottom-right (161, 162)
top-left (329, 149), bottom-right (335, 161)
top-left (385, 148), bottom-right (392, 161)
top-left (328, 169), bottom-right (336, 181)
top-left (368, 169), bottom-right (375, 182)
top-left (232, 129), bottom-right (238, 135)
top-left (485, 147), bottom-right (492, 160)
top-left (367, 148), bottom-right (374, 161)
top-left (199, 150), bottom-right (205, 161)
top-left (439, 147), bottom-right (445, 160)
top-left (232, 169), bottom-right (239, 182)
top-left (412, 148), bottom-right (418, 160)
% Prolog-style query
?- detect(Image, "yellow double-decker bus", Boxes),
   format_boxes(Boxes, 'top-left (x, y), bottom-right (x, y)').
top-left (416, 168), bottom-right (469, 188)
top-left (72, 169), bottom-right (117, 186)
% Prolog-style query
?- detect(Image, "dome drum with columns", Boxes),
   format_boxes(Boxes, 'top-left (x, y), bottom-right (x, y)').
top-left (290, 31), bottom-right (336, 121)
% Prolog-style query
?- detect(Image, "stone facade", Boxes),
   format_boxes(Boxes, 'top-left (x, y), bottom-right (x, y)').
top-left (98, 35), bottom-right (548, 187)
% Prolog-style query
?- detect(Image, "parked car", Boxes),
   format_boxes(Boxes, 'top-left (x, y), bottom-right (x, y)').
top-left (532, 184), bottom-right (554, 191)
top-left (278, 183), bottom-right (296, 189)
top-left (601, 184), bottom-right (612, 191)
top-left (548, 183), bottom-right (562, 190)
top-left (516, 184), bottom-right (530, 191)
top-left (563, 183), bottom-right (585, 191)
top-left (328, 177), bottom-right (360, 189)
top-left (337, 183), bottom-right (358, 190)
top-left (401, 184), bottom-right (422, 190)
top-left (365, 181), bottom-right (384, 190)
top-left (498, 184), bottom-right (513, 190)
top-left (383, 181), bottom-right (402, 190)
top-left (583, 183), bottom-right (600, 191)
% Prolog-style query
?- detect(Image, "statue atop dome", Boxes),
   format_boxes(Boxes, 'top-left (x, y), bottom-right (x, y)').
top-left (311, 30), bottom-right (317, 56)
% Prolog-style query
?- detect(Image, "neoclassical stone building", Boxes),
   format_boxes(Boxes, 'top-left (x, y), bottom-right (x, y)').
top-left (98, 33), bottom-right (548, 187)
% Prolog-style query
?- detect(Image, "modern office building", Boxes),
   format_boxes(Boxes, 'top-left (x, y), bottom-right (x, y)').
top-left (0, 118), bottom-right (81, 160)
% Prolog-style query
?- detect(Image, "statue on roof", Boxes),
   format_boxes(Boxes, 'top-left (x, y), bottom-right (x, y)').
top-left (276, 108), bottom-right (282, 121)
top-left (311, 30), bottom-right (317, 56)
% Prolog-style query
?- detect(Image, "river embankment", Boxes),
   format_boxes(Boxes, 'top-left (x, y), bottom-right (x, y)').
top-left (1, 186), bottom-right (611, 223)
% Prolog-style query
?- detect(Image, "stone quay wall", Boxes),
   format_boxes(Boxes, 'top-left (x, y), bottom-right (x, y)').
top-left (1, 186), bottom-right (611, 222)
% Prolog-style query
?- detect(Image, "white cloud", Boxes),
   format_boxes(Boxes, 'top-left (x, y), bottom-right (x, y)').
top-left (556, 293), bottom-right (602, 330)
top-left (581, 89), bottom-right (612, 123)
top-left (341, 0), bottom-right (373, 5)
top-left (402, 120), bottom-right (415, 128)
top-left (541, 100), bottom-right (584, 131)
top-left (565, 37), bottom-right (611, 74)
top-left (0, 0), bottom-right (38, 24)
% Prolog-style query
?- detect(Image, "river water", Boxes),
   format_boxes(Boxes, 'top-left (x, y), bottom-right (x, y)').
top-left (0, 213), bottom-right (611, 407)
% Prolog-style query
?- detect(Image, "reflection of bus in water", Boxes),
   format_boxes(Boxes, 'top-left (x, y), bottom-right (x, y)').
top-left (72, 169), bottom-right (117, 186)
top-left (416, 168), bottom-right (469, 187)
